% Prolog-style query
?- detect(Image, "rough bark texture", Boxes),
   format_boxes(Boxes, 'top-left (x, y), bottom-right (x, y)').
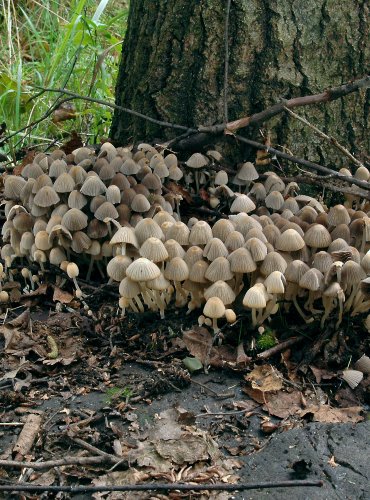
top-left (110, 0), bottom-right (369, 164)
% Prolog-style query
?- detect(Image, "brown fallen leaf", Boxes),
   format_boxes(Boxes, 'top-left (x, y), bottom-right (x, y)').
top-left (13, 413), bottom-right (43, 459)
top-left (300, 405), bottom-right (364, 423)
top-left (245, 364), bottom-right (283, 392)
top-left (52, 102), bottom-right (76, 123)
top-left (262, 390), bottom-right (303, 419)
top-left (183, 327), bottom-right (213, 366)
top-left (53, 286), bottom-right (74, 304)
top-left (309, 365), bottom-right (337, 384)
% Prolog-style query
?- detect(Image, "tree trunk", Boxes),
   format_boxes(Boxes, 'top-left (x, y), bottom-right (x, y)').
top-left (110, 0), bottom-right (369, 164)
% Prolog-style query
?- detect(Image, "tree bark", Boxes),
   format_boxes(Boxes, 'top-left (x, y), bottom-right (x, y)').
top-left (110, 0), bottom-right (369, 163)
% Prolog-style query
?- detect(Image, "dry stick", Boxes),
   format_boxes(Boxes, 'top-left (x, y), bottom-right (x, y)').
top-left (257, 337), bottom-right (302, 360)
top-left (70, 437), bottom-right (121, 463)
top-left (226, 75), bottom-right (369, 132)
top-left (234, 135), bottom-right (370, 192)
top-left (283, 107), bottom-right (365, 169)
top-left (0, 480), bottom-right (324, 493)
top-left (223, 0), bottom-right (232, 123)
top-left (0, 456), bottom-right (119, 469)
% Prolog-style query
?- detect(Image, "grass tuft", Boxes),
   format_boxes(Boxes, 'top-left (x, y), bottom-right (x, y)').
top-left (0, 0), bottom-right (129, 164)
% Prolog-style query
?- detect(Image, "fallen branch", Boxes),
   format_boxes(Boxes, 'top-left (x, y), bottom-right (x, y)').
top-left (257, 337), bottom-right (302, 360)
top-left (0, 455), bottom-right (121, 469)
top-left (0, 480), bottom-right (324, 493)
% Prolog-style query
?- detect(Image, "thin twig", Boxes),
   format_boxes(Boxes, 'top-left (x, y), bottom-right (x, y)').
top-left (223, 0), bottom-right (232, 123)
top-left (0, 456), bottom-right (120, 469)
top-left (0, 480), bottom-right (324, 493)
top-left (257, 337), bottom-right (302, 360)
top-left (70, 437), bottom-right (120, 462)
top-left (191, 379), bottom-right (235, 398)
top-left (284, 107), bottom-right (365, 169)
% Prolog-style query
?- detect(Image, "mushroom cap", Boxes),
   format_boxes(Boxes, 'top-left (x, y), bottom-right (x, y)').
top-left (230, 194), bottom-right (256, 214)
top-left (264, 174), bottom-right (285, 193)
top-left (53, 173), bottom-right (75, 193)
top-left (13, 212), bottom-right (33, 233)
top-left (184, 246), bottom-right (204, 267)
top-left (243, 283), bottom-right (267, 309)
top-left (140, 237), bottom-right (169, 262)
top-left (69, 165), bottom-right (88, 184)
top-left (164, 221), bottom-right (188, 245)
top-left (80, 176), bottom-right (107, 196)
top-left (203, 238), bottom-right (229, 261)
top-left (119, 276), bottom-right (141, 298)
top-left (126, 257), bottom-right (161, 282)
top-left (107, 255), bottom-right (132, 281)
top-left (61, 208), bottom-right (88, 231)
top-left (68, 190), bottom-right (88, 210)
top-left (111, 173), bottom-right (130, 190)
top-left (73, 147), bottom-right (94, 164)
top-left (284, 260), bottom-right (310, 283)
top-left (237, 161), bottom-right (259, 181)
top-left (66, 262), bottom-right (79, 279)
top-left (168, 166), bottom-right (183, 181)
top-left (312, 251), bottom-right (333, 273)
top-left (214, 170), bottom-right (228, 186)
top-left (35, 230), bottom-right (52, 251)
top-left (4, 176), bottom-right (27, 200)
top-left (225, 231), bottom-right (245, 252)
top-left (341, 260), bottom-right (366, 286)
top-left (106, 185), bottom-right (121, 205)
top-left (120, 158), bottom-right (140, 175)
top-left (275, 228), bottom-right (305, 252)
top-left (147, 274), bottom-right (171, 291)
top-left (189, 220), bottom-right (213, 245)
top-left (32, 174), bottom-right (53, 194)
top-left (87, 219), bottom-right (109, 239)
top-left (264, 271), bottom-right (286, 294)
top-left (304, 224), bottom-right (332, 248)
top-left (142, 172), bottom-right (162, 191)
top-left (131, 193), bottom-right (151, 213)
top-left (204, 280), bottom-right (236, 305)
top-left (299, 268), bottom-right (324, 291)
top-left (110, 226), bottom-right (138, 248)
top-left (188, 259), bottom-right (209, 283)
top-left (22, 163), bottom-right (44, 179)
top-left (164, 153), bottom-right (178, 169)
top-left (135, 218), bottom-right (164, 246)
top-left (265, 190), bottom-right (284, 210)
top-left (164, 257), bottom-right (189, 281)
top-left (244, 237), bottom-right (268, 262)
top-left (205, 256), bottom-right (234, 282)
top-left (327, 204), bottom-right (351, 226)
top-left (203, 296), bottom-right (225, 319)
top-left (186, 153), bottom-right (208, 169)
top-left (71, 231), bottom-right (92, 253)
top-left (260, 251), bottom-right (287, 276)
top-left (228, 247), bottom-right (257, 273)
top-left (212, 219), bottom-right (235, 242)
top-left (164, 239), bottom-right (186, 260)
top-left (95, 201), bottom-right (119, 221)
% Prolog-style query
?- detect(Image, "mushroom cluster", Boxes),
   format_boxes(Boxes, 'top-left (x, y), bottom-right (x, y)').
top-left (2, 143), bottom-right (183, 281)
top-left (2, 145), bottom-right (370, 332)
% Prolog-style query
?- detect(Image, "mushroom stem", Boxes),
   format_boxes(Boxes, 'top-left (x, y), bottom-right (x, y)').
top-left (251, 308), bottom-right (258, 328)
top-left (293, 296), bottom-right (314, 324)
top-left (211, 317), bottom-right (220, 334)
top-left (134, 295), bottom-right (144, 313)
top-left (259, 295), bottom-right (278, 324)
top-left (320, 296), bottom-right (333, 328)
top-left (336, 297), bottom-right (344, 329)
top-left (344, 285), bottom-right (356, 312)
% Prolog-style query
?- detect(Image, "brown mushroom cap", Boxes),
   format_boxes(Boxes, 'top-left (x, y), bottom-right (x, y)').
top-left (131, 193), bottom-right (151, 213)
top-left (228, 247), bottom-right (257, 273)
top-left (61, 208), bottom-right (88, 231)
top-left (95, 201), bottom-right (119, 221)
top-left (327, 204), bottom-right (351, 226)
top-left (135, 218), bottom-right (164, 246)
top-left (53, 173), bottom-right (75, 193)
top-left (68, 190), bottom-right (88, 210)
top-left (260, 251), bottom-right (288, 276)
top-left (107, 255), bottom-right (132, 282)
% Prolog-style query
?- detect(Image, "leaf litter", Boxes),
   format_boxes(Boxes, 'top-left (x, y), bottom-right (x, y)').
top-left (0, 284), bottom-right (368, 494)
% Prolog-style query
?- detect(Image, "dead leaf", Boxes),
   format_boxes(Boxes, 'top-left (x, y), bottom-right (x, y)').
top-left (263, 390), bottom-right (303, 419)
top-left (7, 309), bottom-right (30, 329)
top-left (300, 405), bottom-right (364, 423)
top-left (309, 365), bottom-right (337, 384)
top-left (183, 327), bottom-right (213, 366)
top-left (236, 342), bottom-right (252, 365)
top-left (245, 364), bottom-right (283, 392)
top-left (52, 102), bottom-right (76, 123)
top-left (53, 286), bottom-right (73, 304)
top-left (166, 181), bottom-right (192, 204)
top-left (13, 413), bottom-right (42, 459)
top-left (20, 283), bottom-right (48, 298)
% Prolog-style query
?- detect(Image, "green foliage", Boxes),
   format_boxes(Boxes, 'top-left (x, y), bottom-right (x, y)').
top-left (256, 328), bottom-right (277, 351)
top-left (105, 385), bottom-right (133, 404)
top-left (0, 0), bottom-right (129, 163)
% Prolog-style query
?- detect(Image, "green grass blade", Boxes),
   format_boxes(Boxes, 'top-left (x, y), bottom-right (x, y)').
top-left (92, 0), bottom-right (111, 24)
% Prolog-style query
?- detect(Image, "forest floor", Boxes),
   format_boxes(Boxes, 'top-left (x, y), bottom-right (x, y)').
top-left (0, 282), bottom-right (369, 499)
